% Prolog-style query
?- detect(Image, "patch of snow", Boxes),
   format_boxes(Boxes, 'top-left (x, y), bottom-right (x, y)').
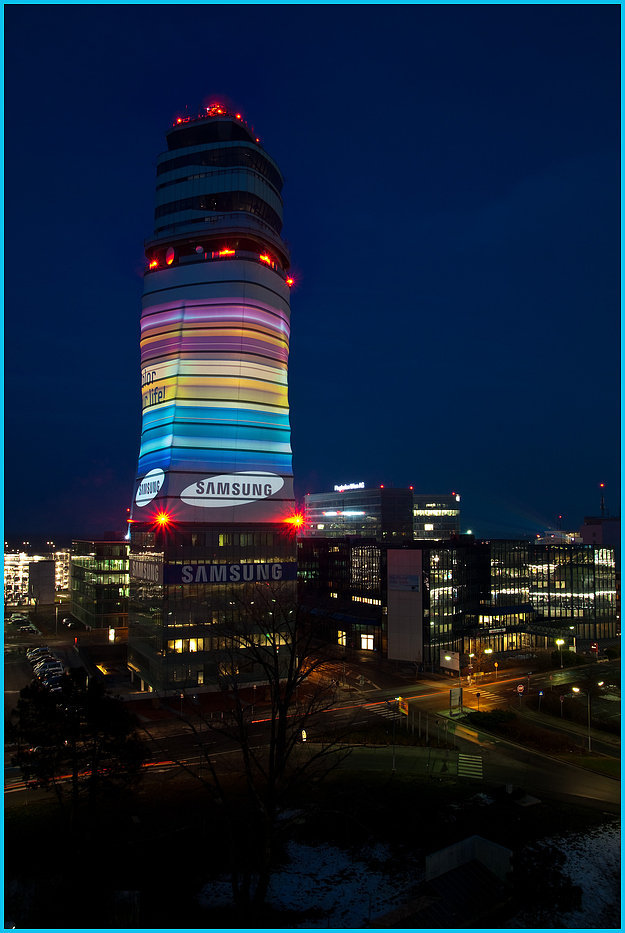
top-left (510, 823), bottom-right (620, 929)
top-left (198, 841), bottom-right (422, 927)
top-left (198, 820), bottom-right (619, 929)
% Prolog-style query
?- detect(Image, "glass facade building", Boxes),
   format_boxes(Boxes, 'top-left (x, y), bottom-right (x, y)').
top-left (70, 540), bottom-right (129, 630)
top-left (298, 537), bottom-right (618, 664)
top-left (304, 487), bottom-right (414, 543)
top-left (128, 104), bottom-right (297, 692)
top-left (413, 493), bottom-right (461, 540)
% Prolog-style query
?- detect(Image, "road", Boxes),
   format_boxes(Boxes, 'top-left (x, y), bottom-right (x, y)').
top-left (5, 644), bottom-right (620, 814)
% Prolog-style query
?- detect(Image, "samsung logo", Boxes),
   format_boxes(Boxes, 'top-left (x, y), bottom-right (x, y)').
top-left (130, 559), bottom-right (163, 583)
top-left (183, 563), bottom-right (285, 583)
top-left (135, 468), bottom-right (165, 506)
top-left (180, 471), bottom-right (284, 508)
top-left (164, 562), bottom-right (298, 585)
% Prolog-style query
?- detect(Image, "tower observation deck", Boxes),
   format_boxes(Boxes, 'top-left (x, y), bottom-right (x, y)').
top-left (131, 103), bottom-right (295, 526)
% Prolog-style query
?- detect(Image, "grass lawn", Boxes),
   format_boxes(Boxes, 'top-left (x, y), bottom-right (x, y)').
top-left (553, 754), bottom-right (621, 779)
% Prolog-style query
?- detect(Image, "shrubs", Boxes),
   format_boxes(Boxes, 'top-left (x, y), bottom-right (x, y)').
top-left (550, 650), bottom-right (587, 668)
top-left (464, 709), bottom-right (516, 728)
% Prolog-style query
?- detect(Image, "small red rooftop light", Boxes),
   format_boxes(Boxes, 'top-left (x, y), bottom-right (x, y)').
top-left (149, 260), bottom-right (158, 269)
top-left (286, 277), bottom-right (294, 287)
top-left (259, 253), bottom-right (271, 264)
top-left (236, 113), bottom-right (241, 119)
top-left (177, 118), bottom-right (182, 124)
top-left (155, 511), bottom-right (171, 527)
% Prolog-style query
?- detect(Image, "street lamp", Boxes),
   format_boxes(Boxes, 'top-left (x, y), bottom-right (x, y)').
top-left (386, 697), bottom-right (400, 772)
top-left (556, 639), bottom-right (565, 669)
top-left (572, 682), bottom-right (603, 752)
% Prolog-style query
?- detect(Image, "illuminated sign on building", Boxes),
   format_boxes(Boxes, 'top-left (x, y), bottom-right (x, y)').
top-left (135, 469), bottom-right (165, 506)
top-left (130, 559), bottom-right (163, 584)
top-left (163, 561), bottom-right (298, 585)
top-left (179, 472), bottom-right (285, 508)
top-left (389, 574), bottom-right (420, 591)
top-left (334, 482), bottom-right (365, 492)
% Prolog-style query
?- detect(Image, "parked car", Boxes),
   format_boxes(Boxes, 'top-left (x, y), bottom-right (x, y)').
top-left (20, 625), bottom-right (38, 634)
top-left (27, 646), bottom-right (50, 660)
top-left (30, 651), bottom-right (56, 664)
top-left (41, 674), bottom-right (65, 690)
top-left (31, 658), bottom-right (56, 671)
top-left (30, 658), bottom-right (56, 671)
top-left (36, 666), bottom-right (64, 681)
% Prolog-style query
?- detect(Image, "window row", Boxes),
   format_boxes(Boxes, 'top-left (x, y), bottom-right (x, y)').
top-left (157, 145), bottom-right (283, 191)
top-left (167, 632), bottom-right (289, 653)
top-left (157, 167), bottom-right (282, 202)
top-left (154, 191), bottom-right (282, 234)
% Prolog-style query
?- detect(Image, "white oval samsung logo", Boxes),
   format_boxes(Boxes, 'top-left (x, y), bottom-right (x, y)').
top-left (180, 471), bottom-right (285, 508)
top-left (135, 469), bottom-right (165, 506)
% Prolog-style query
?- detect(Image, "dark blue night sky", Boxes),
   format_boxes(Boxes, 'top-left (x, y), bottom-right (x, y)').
top-left (5, 4), bottom-right (620, 545)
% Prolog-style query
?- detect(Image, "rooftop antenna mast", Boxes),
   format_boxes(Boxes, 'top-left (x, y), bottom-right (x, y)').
top-left (599, 483), bottom-right (606, 518)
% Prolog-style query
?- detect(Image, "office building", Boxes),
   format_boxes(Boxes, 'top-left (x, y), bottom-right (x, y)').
top-left (4, 547), bottom-right (69, 605)
top-left (298, 536), bottom-right (618, 664)
top-left (70, 539), bottom-right (129, 630)
top-left (303, 485), bottom-right (415, 543)
top-left (303, 486), bottom-right (462, 543)
top-left (413, 493), bottom-right (461, 540)
top-left (128, 103), bottom-right (297, 692)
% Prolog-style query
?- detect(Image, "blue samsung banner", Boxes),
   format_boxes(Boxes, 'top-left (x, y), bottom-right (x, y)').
top-left (163, 561), bottom-right (298, 585)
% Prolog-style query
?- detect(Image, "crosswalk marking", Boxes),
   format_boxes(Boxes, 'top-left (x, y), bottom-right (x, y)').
top-left (366, 701), bottom-right (402, 721)
top-left (468, 690), bottom-right (504, 703)
top-left (458, 754), bottom-right (483, 779)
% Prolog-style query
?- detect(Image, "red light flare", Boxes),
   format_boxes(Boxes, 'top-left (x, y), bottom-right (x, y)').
top-left (146, 504), bottom-right (181, 533)
top-left (218, 248), bottom-right (235, 256)
top-left (286, 277), bottom-right (294, 287)
top-left (282, 513), bottom-right (305, 538)
top-left (149, 260), bottom-right (158, 269)
top-left (259, 253), bottom-right (272, 264)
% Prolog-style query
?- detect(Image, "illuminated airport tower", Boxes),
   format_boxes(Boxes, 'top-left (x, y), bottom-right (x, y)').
top-left (128, 104), bottom-right (298, 692)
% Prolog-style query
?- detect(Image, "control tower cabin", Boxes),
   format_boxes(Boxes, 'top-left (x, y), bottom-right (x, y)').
top-left (128, 104), bottom-right (298, 692)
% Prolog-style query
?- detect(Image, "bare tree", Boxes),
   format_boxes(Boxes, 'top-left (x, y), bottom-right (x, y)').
top-left (146, 581), bottom-right (353, 911)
